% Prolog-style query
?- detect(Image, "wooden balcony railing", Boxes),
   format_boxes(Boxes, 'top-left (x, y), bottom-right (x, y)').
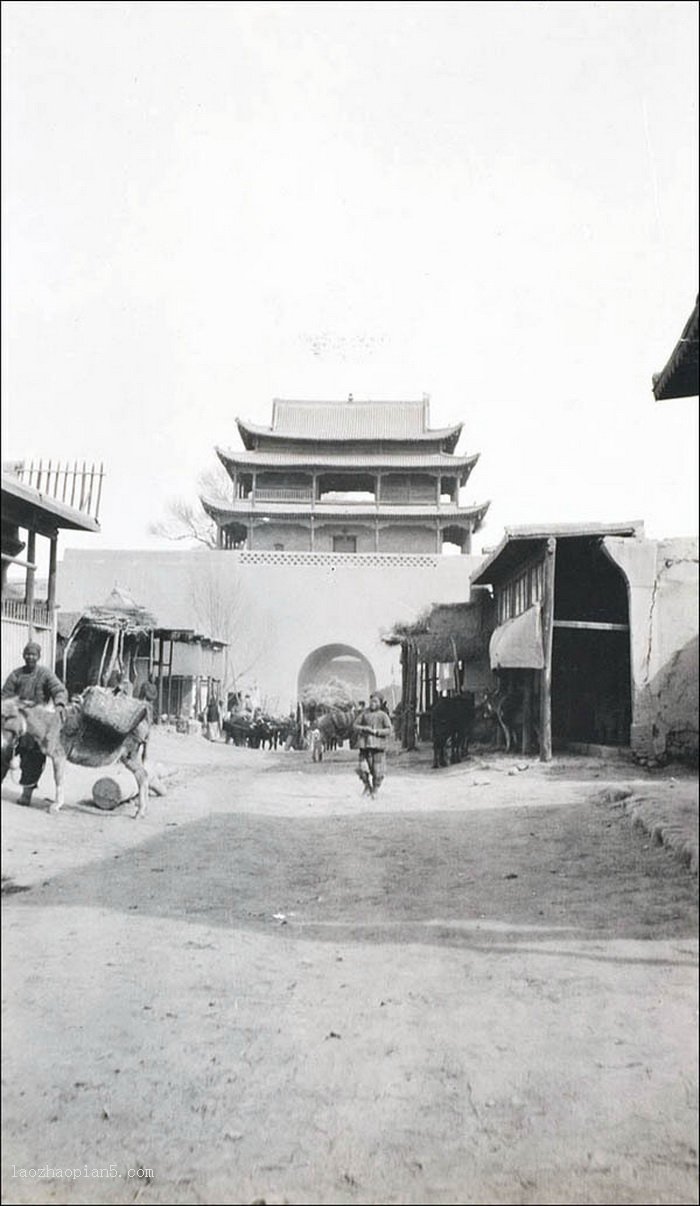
top-left (8, 459), bottom-right (104, 522)
top-left (254, 487), bottom-right (314, 502)
top-left (1, 597), bottom-right (52, 628)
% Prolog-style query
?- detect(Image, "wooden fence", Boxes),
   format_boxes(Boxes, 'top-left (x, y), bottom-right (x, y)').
top-left (1, 604), bottom-right (56, 683)
top-left (9, 460), bottom-right (104, 522)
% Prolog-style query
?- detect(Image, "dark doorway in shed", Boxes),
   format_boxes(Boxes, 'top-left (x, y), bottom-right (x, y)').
top-left (551, 538), bottom-right (631, 747)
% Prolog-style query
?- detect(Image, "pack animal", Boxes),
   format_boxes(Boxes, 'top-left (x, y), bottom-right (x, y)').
top-left (481, 685), bottom-right (537, 754)
top-left (316, 706), bottom-right (359, 753)
top-left (1, 694), bottom-right (151, 817)
top-left (223, 714), bottom-right (252, 746)
top-left (431, 693), bottom-right (475, 768)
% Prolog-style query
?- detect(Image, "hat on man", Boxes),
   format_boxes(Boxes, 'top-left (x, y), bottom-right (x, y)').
top-left (23, 642), bottom-right (42, 657)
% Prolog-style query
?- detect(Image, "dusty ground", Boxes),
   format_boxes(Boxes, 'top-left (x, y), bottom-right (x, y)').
top-left (2, 733), bottom-right (698, 1206)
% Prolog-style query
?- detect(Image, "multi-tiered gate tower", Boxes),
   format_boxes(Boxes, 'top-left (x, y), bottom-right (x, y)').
top-left (203, 397), bottom-right (488, 556)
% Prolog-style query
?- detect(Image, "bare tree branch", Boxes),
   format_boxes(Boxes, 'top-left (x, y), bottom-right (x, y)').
top-left (189, 562), bottom-right (270, 693)
top-left (150, 461), bottom-right (233, 549)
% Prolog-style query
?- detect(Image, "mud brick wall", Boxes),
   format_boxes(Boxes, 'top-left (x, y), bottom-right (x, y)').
top-left (605, 537), bottom-right (698, 763)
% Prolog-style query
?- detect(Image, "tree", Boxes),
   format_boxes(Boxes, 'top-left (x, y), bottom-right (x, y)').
top-left (149, 462), bottom-right (232, 548)
top-left (189, 560), bottom-right (270, 695)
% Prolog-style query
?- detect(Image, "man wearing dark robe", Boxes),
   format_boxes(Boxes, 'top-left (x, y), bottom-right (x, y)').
top-left (1, 642), bottom-right (68, 802)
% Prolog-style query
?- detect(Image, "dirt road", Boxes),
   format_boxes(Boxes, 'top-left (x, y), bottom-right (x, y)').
top-left (2, 736), bottom-right (698, 1205)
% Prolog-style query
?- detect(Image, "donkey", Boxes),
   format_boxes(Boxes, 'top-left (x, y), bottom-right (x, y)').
top-left (1, 697), bottom-right (151, 817)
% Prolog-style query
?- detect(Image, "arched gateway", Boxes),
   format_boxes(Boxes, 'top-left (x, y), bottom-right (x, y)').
top-left (298, 643), bottom-right (376, 700)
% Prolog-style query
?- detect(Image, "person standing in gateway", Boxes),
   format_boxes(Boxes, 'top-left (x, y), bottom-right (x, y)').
top-left (353, 692), bottom-right (393, 797)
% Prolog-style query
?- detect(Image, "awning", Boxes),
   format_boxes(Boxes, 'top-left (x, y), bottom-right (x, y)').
top-left (489, 604), bottom-right (544, 670)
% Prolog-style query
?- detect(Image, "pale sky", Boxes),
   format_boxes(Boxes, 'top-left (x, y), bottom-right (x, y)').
top-left (2, 0), bottom-right (698, 567)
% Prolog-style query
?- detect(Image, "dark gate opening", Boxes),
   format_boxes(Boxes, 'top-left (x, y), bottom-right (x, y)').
top-left (552, 628), bottom-right (631, 746)
top-left (551, 538), bottom-right (631, 748)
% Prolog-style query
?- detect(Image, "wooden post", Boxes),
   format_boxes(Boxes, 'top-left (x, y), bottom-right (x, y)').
top-left (539, 539), bottom-right (557, 762)
top-left (63, 629), bottom-right (78, 685)
top-left (25, 529), bottom-right (36, 635)
top-left (406, 642), bottom-right (418, 751)
top-left (79, 460), bottom-right (87, 510)
top-left (157, 635), bottom-right (165, 718)
top-left (522, 673), bottom-right (532, 754)
top-left (463, 524), bottom-right (472, 555)
top-left (47, 533), bottom-right (58, 612)
top-left (94, 463), bottom-right (104, 521)
top-left (400, 645), bottom-right (409, 748)
top-left (167, 638), bottom-right (174, 718)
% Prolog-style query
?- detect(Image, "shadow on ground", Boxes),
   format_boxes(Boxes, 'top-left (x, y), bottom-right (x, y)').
top-left (5, 798), bottom-right (698, 958)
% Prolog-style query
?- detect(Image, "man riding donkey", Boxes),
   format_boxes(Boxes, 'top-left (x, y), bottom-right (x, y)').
top-left (353, 692), bottom-right (393, 798)
top-left (1, 642), bottom-right (68, 805)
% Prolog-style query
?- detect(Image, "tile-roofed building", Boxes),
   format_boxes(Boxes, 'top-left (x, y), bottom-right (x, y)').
top-left (204, 396), bottom-right (489, 555)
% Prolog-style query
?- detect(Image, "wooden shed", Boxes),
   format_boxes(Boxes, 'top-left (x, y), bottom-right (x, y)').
top-left (385, 596), bottom-right (495, 749)
top-left (471, 521), bottom-right (641, 760)
top-left (58, 586), bottom-right (227, 721)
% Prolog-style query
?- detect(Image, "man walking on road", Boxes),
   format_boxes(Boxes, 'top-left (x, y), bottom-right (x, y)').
top-left (353, 692), bottom-right (392, 797)
top-left (206, 695), bottom-right (222, 741)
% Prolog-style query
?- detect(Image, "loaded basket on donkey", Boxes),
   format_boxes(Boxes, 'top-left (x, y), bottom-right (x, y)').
top-left (61, 687), bottom-right (149, 767)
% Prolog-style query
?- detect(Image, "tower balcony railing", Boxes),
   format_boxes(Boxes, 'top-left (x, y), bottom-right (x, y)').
top-left (243, 490), bottom-right (461, 509)
top-left (253, 486), bottom-right (314, 502)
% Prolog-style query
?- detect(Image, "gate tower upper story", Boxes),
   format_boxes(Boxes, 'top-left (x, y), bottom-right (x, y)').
top-left (201, 397), bottom-right (489, 556)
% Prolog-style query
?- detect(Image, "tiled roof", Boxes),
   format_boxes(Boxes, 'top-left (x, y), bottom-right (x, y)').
top-left (236, 400), bottom-right (463, 448)
top-left (201, 496), bottom-right (490, 528)
top-left (217, 447), bottom-right (478, 473)
top-left (273, 399), bottom-right (427, 438)
top-left (653, 296), bottom-right (699, 400)
top-left (471, 520), bottom-right (644, 586)
top-left (502, 521), bottom-right (644, 539)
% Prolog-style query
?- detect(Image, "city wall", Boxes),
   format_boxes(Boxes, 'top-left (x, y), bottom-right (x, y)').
top-left (58, 549), bottom-right (480, 713)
